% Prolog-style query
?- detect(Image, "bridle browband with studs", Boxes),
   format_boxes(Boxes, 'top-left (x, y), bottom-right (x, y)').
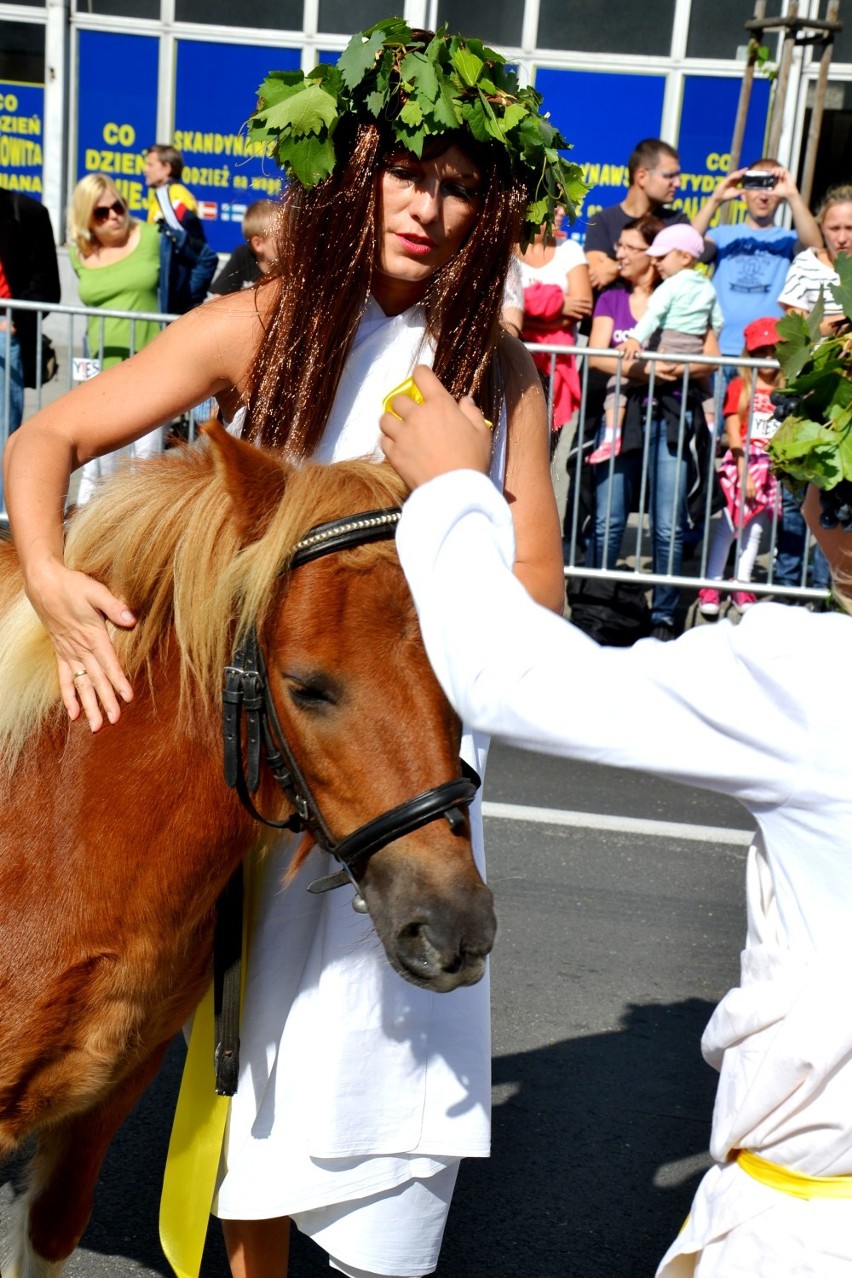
top-left (222, 506), bottom-right (480, 894)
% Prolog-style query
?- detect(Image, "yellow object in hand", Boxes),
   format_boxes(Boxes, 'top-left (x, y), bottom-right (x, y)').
top-left (382, 377), bottom-right (493, 429)
top-left (383, 377), bottom-right (425, 417)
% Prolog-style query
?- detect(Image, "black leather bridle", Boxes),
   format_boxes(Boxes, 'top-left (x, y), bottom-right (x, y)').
top-left (222, 506), bottom-right (480, 895)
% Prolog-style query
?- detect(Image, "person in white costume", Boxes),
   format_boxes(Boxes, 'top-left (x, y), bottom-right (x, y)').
top-left (381, 363), bottom-right (852, 1278)
top-left (2, 20), bottom-right (585, 1278)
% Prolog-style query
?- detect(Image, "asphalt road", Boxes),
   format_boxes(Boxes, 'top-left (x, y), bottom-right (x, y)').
top-left (0, 744), bottom-right (752, 1277)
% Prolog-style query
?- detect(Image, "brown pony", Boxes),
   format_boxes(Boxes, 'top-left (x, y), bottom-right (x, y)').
top-left (0, 423), bottom-right (495, 1276)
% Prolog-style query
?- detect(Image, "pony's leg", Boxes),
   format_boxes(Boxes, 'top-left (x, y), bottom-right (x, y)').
top-left (6, 1043), bottom-right (168, 1278)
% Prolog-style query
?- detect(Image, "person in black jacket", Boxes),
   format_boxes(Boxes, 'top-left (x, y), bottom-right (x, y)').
top-left (0, 189), bottom-right (61, 510)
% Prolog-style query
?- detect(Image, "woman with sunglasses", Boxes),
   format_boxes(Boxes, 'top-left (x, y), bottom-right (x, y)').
top-left (67, 174), bottom-right (163, 499)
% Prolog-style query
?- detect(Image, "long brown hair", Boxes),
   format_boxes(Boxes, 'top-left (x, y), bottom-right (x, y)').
top-left (244, 117), bottom-right (529, 459)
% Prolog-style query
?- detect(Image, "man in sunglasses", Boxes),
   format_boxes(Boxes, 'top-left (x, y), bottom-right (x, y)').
top-left (584, 138), bottom-right (690, 294)
top-left (143, 143), bottom-right (217, 315)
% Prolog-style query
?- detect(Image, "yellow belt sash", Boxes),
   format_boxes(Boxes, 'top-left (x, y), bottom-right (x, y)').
top-left (736, 1149), bottom-right (852, 1200)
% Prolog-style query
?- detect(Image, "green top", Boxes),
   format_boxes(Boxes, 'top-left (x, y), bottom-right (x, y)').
top-left (69, 220), bottom-right (161, 369)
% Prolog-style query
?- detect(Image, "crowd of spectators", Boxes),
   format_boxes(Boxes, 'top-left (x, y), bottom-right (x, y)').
top-left (513, 137), bottom-right (851, 639)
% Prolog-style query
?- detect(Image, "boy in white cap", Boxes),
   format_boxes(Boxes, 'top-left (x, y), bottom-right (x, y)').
top-left (590, 222), bottom-right (722, 464)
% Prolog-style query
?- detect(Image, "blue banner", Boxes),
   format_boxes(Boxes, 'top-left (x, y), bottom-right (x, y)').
top-left (676, 75), bottom-right (772, 226)
top-left (76, 31), bottom-right (159, 216)
top-left (532, 68), bottom-right (771, 242)
top-left (174, 40), bottom-right (300, 252)
top-left (534, 69), bottom-right (667, 242)
top-left (0, 81), bottom-right (45, 196)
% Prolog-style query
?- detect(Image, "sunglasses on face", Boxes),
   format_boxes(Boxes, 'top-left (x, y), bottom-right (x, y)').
top-left (92, 199), bottom-right (126, 224)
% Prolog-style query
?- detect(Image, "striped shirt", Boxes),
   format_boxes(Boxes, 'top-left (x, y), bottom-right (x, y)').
top-left (778, 247), bottom-right (843, 315)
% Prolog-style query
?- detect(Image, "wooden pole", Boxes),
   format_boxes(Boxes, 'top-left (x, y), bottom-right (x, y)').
top-left (799, 0), bottom-right (841, 207)
top-left (766, 0), bottom-right (799, 158)
top-left (721, 1), bottom-right (767, 224)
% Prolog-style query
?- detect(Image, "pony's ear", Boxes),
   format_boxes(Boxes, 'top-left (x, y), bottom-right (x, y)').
top-left (202, 418), bottom-right (290, 544)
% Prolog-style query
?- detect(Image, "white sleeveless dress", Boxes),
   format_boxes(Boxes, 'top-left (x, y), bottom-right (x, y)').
top-left (213, 298), bottom-right (507, 1277)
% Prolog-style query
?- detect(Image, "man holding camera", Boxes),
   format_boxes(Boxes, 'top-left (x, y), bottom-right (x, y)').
top-left (692, 157), bottom-right (822, 361)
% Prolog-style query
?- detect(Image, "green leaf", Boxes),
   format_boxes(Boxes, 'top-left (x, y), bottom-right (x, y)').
top-left (283, 133), bottom-right (337, 187)
top-left (399, 98), bottom-right (424, 127)
top-left (429, 80), bottom-right (461, 130)
top-left (775, 311), bottom-right (813, 382)
top-left (830, 252), bottom-right (852, 319)
top-left (259, 82), bottom-right (337, 137)
top-left (501, 103), bottom-right (527, 132)
top-left (400, 51), bottom-right (439, 101)
top-left (451, 47), bottom-right (484, 87)
top-left (338, 28), bottom-right (387, 89)
top-left (256, 71), bottom-right (305, 109)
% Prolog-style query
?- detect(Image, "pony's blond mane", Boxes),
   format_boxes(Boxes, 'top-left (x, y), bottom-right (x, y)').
top-left (0, 443), bottom-right (407, 772)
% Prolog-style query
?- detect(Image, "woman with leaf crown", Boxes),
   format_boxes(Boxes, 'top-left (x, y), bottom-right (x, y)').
top-left (4, 19), bottom-right (585, 1278)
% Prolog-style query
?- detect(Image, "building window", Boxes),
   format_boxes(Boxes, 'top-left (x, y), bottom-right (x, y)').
top-left (537, 0), bottom-right (675, 56)
top-left (75, 0), bottom-right (161, 17)
top-left (0, 19), bottom-right (45, 81)
top-left (318, 0), bottom-right (396, 34)
top-left (686, 0), bottom-right (768, 60)
top-left (174, 0), bottom-right (302, 26)
top-left (436, 0), bottom-right (523, 50)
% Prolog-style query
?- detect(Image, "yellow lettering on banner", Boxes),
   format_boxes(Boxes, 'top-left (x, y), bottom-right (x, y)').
top-left (0, 93), bottom-right (19, 112)
top-left (0, 137), bottom-right (42, 168)
top-left (0, 114), bottom-right (41, 135)
top-left (233, 174), bottom-right (249, 189)
top-left (174, 129), bottom-right (265, 159)
top-left (103, 122), bottom-right (136, 147)
top-left (706, 151), bottom-right (731, 173)
top-left (250, 176), bottom-right (282, 194)
top-left (0, 173), bottom-right (42, 192)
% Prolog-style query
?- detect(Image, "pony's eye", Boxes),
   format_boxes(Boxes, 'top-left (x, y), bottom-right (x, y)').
top-left (286, 678), bottom-right (335, 709)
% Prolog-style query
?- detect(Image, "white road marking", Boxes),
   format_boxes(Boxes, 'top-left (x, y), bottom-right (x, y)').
top-left (482, 801), bottom-right (752, 846)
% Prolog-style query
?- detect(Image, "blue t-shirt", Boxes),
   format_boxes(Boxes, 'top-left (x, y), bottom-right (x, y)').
top-left (708, 223), bottom-right (797, 355)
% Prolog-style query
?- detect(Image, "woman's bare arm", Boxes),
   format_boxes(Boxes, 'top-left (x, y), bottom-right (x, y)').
top-left (500, 336), bottom-right (565, 613)
top-left (4, 290), bottom-right (264, 729)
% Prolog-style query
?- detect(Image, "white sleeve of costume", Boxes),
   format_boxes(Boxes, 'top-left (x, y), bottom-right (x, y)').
top-left (396, 471), bottom-right (805, 809)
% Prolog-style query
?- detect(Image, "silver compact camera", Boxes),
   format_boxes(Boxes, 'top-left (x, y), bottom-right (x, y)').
top-left (741, 170), bottom-right (777, 190)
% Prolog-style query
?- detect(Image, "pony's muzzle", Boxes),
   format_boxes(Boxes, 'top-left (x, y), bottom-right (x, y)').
top-left (392, 888), bottom-right (496, 992)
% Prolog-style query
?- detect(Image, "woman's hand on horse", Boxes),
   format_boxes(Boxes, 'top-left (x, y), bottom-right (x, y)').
top-left (381, 365), bottom-right (492, 489)
top-left (27, 561), bottom-right (136, 730)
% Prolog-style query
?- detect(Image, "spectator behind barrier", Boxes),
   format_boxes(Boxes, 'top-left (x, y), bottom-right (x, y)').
top-left (144, 143), bottom-right (218, 314)
top-left (691, 158), bottom-right (823, 363)
top-left (515, 205), bottom-right (591, 451)
top-left (211, 199), bottom-right (282, 296)
top-left (585, 214), bottom-right (720, 640)
top-left (67, 173), bottom-right (163, 502)
top-left (584, 138), bottom-right (689, 294)
top-left (0, 188), bottom-right (61, 514)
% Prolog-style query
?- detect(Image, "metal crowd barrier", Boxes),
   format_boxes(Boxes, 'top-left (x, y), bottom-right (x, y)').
top-left (537, 340), bottom-right (826, 610)
top-left (1, 300), bottom-right (825, 608)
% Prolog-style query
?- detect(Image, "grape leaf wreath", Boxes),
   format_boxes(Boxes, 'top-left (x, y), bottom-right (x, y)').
top-left (768, 252), bottom-right (852, 531)
top-left (247, 17), bottom-right (587, 245)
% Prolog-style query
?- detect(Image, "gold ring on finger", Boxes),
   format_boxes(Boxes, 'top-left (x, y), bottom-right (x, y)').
top-left (72, 670), bottom-right (87, 680)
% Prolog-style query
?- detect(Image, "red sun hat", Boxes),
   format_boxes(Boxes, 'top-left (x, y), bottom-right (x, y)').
top-left (743, 316), bottom-right (780, 352)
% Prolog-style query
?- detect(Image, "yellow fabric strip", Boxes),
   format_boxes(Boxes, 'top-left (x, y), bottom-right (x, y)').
top-left (159, 982), bottom-right (231, 1278)
top-left (736, 1149), bottom-right (852, 1200)
top-left (160, 860), bottom-right (252, 1277)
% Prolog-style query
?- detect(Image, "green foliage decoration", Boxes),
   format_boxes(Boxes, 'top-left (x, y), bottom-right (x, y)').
top-left (768, 253), bottom-right (852, 494)
top-left (247, 18), bottom-right (587, 245)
